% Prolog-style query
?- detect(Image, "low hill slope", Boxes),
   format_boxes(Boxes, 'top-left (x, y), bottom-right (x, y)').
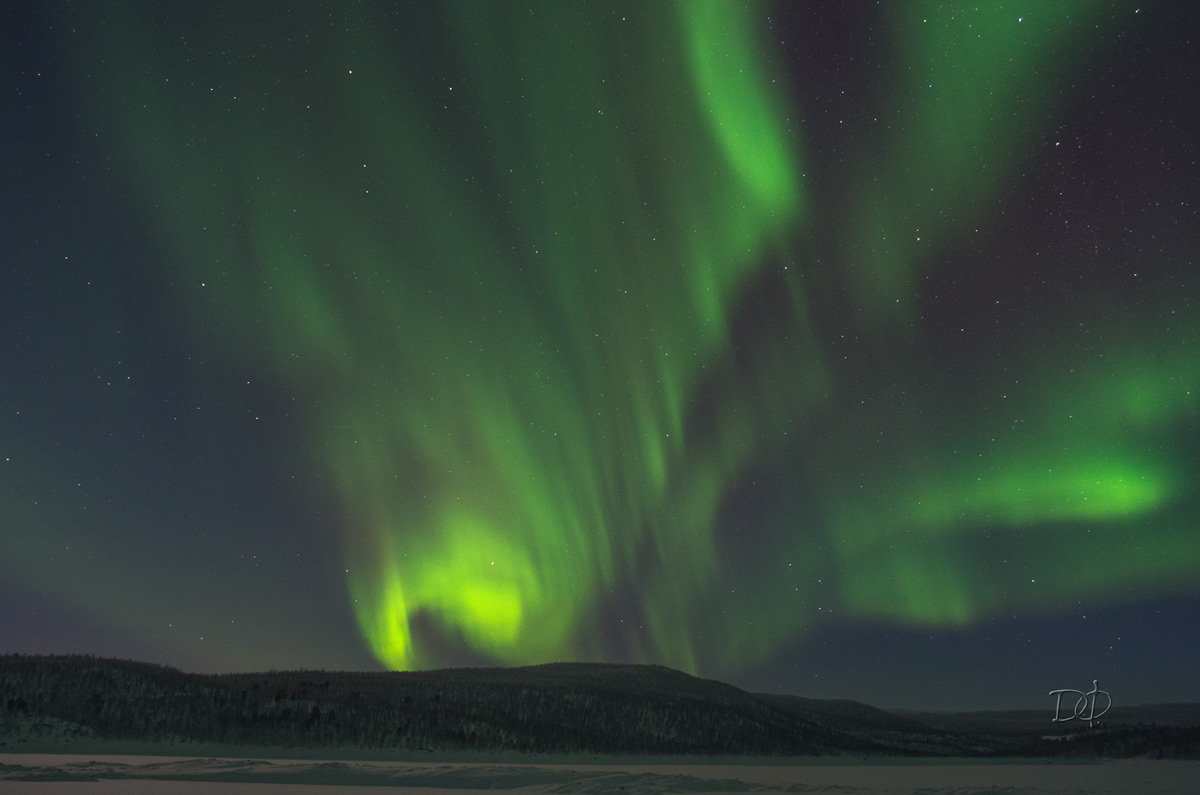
top-left (3, 655), bottom-right (1196, 757)
top-left (0, 655), bottom-right (955, 755)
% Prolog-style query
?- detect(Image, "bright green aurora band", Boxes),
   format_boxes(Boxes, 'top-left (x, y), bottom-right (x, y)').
top-left (75, 2), bottom-right (1198, 675)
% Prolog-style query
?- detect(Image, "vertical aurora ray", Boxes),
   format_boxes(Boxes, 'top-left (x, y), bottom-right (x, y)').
top-left (54, 0), bottom-right (1200, 680)
top-left (329, 0), bottom-right (808, 670)
top-left (847, 1), bottom-right (1116, 322)
top-left (64, 0), bottom-right (805, 672)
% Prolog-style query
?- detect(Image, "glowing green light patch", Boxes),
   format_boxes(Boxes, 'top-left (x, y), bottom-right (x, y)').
top-left (681, 0), bottom-right (802, 216)
top-left (351, 563), bottom-right (413, 671)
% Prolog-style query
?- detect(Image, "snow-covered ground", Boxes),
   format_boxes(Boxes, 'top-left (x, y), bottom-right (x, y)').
top-left (2, 753), bottom-right (1198, 793)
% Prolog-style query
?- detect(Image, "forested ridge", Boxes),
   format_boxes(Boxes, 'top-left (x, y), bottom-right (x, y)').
top-left (2, 655), bottom-right (1196, 757)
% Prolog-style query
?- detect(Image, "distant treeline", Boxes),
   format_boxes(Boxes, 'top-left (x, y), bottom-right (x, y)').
top-left (2, 655), bottom-right (1197, 758)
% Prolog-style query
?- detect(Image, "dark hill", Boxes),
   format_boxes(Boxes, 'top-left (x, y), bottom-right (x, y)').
top-left (2, 655), bottom-right (1197, 757)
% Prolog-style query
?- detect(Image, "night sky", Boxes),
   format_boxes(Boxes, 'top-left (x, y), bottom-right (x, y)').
top-left (3, 1), bottom-right (1198, 712)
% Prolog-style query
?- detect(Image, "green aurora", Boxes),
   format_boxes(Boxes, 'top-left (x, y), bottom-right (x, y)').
top-left (53, 1), bottom-right (1200, 677)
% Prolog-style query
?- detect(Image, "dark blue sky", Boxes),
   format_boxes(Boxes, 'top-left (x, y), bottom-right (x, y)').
top-left (2, 1), bottom-right (1198, 711)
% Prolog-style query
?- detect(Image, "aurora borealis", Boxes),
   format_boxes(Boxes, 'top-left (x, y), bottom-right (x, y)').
top-left (3, 1), bottom-right (1198, 710)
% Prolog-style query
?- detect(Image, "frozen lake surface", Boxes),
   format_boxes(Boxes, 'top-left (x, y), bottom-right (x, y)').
top-left (3, 752), bottom-right (1198, 793)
